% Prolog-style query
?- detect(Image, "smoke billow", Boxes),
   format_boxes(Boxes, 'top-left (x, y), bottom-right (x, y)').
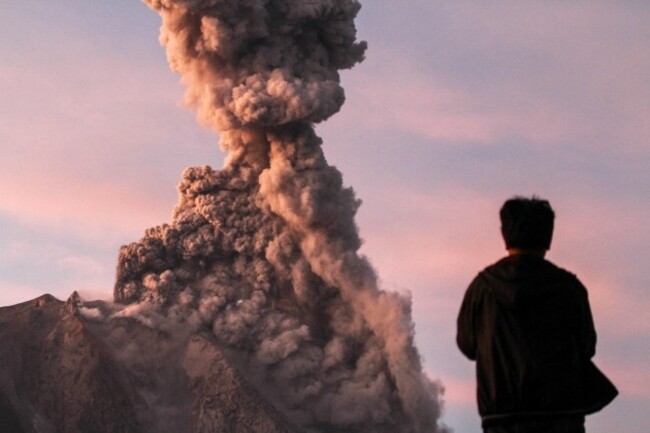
top-left (113, 1), bottom-right (447, 432)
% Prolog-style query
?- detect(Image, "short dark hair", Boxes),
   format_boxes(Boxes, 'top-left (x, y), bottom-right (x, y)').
top-left (500, 196), bottom-right (555, 250)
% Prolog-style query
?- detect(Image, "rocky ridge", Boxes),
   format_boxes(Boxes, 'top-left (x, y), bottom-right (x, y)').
top-left (0, 293), bottom-right (302, 433)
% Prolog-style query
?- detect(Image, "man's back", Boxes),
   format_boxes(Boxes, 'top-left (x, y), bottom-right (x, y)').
top-left (457, 254), bottom-right (596, 425)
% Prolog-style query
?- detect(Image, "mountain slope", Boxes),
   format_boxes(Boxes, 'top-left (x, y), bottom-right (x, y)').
top-left (0, 294), bottom-right (303, 433)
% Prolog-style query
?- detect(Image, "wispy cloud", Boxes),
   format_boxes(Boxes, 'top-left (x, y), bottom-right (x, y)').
top-left (346, 1), bottom-right (650, 153)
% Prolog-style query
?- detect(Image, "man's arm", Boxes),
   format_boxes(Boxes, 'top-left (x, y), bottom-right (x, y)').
top-left (457, 277), bottom-right (481, 360)
top-left (576, 278), bottom-right (597, 359)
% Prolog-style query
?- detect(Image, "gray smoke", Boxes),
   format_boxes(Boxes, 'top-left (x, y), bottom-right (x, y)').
top-left (113, 1), bottom-right (448, 432)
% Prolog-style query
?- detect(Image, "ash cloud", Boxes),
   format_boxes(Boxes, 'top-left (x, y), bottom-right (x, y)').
top-left (111, 1), bottom-right (448, 432)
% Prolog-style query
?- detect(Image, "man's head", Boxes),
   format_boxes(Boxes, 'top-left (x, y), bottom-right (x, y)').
top-left (500, 196), bottom-right (555, 253)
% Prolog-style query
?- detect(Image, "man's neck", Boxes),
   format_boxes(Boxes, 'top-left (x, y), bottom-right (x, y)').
top-left (507, 248), bottom-right (546, 258)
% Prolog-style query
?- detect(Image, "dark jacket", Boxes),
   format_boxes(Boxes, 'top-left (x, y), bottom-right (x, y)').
top-left (457, 254), bottom-right (597, 427)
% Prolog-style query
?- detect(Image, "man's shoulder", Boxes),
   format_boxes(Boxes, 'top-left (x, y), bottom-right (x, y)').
top-left (476, 255), bottom-right (586, 291)
top-left (541, 259), bottom-right (585, 285)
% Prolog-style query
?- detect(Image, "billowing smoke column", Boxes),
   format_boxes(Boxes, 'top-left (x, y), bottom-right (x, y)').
top-left (114, 1), bottom-right (447, 432)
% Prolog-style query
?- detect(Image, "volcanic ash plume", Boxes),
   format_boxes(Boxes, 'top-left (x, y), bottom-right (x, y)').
top-left (114, 1), bottom-right (447, 432)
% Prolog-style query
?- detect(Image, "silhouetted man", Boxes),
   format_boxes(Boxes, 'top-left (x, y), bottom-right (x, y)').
top-left (457, 196), bottom-right (616, 433)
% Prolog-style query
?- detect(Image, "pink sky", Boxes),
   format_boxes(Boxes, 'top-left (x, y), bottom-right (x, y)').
top-left (1, 1), bottom-right (649, 431)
